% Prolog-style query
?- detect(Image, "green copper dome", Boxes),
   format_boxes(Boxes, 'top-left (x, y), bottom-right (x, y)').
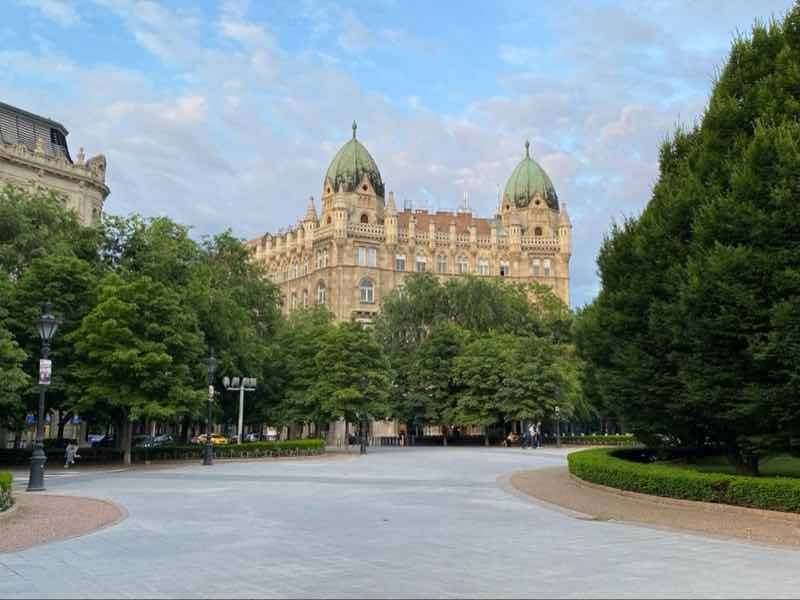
top-left (504, 141), bottom-right (558, 210)
top-left (324, 121), bottom-right (384, 197)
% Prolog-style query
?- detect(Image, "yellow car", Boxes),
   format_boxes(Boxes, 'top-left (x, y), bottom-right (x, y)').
top-left (194, 434), bottom-right (229, 445)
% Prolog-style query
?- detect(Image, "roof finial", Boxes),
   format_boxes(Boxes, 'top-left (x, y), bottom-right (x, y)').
top-left (524, 139), bottom-right (530, 158)
top-left (352, 120), bottom-right (357, 139)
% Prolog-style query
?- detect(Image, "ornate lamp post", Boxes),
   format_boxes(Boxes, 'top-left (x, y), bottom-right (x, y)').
top-left (203, 348), bottom-right (218, 466)
top-left (223, 376), bottom-right (257, 443)
top-left (27, 301), bottom-right (63, 492)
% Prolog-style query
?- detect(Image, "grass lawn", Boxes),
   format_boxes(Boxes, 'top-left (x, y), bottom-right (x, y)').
top-left (675, 454), bottom-right (800, 478)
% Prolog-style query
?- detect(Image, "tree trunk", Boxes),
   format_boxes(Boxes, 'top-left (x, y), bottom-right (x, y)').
top-left (57, 411), bottom-right (73, 441)
top-left (120, 419), bottom-right (133, 465)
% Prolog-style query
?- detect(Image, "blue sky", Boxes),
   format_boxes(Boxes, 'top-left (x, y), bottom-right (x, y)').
top-left (1, 0), bottom-right (794, 307)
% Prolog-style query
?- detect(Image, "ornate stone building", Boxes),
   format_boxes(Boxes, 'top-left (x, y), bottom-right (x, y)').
top-left (247, 123), bottom-right (571, 321)
top-left (0, 101), bottom-right (109, 226)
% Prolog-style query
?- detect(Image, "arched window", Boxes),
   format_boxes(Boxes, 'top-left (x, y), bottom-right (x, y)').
top-left (532, 258), bottom-right (541, 276)
top-left (534, 226), bottom-right (543, 236)
top-left (302, 289), bottom-right (309, 308)
top-left (360, 214), bottom-right (369, 224)
top-left (326, 216), bottom-right (332, 225)
top-left (478, 260), bottom-right (489, 276)
top-left (457, 256), bottom-right (469, 274)
top-left (500, 262), bottom-right (509, 277)
top-left (316, 281), bottom-right (327, 305)
top-left (359, 279), bottom-right (375, 304)
top-left (543, 258), bottom-right (552, 277)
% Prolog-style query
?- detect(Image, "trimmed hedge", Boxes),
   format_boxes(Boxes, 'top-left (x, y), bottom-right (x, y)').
top-left (132, 439), bottom-right (325, 462)
top-left (0, 447), bottom-right (122, 466)
top-left (546, 434), bottom-right (637, 446)
top-left (0, 471), bottom-right (12, 511)
top-left (568, 448), bottom-right (800, 513)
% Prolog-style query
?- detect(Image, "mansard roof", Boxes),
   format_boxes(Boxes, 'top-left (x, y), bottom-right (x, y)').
top-left (0, 100), bottom-right (72, 162)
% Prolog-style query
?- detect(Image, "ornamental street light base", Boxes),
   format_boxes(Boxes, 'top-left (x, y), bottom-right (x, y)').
top-left (27, 444), bottom-right (47, 491)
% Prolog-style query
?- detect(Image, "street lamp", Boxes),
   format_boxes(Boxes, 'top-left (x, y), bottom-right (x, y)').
top-left (27, 301), bottom-right (63, 492)
top-left (223, 376), bottom-right (257, 443)
top-left (203, 348), bottom-right (217, 466)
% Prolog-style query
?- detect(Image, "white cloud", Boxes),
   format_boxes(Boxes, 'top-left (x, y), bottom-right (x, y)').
top-left (17, 0), bottom-right (80, 27)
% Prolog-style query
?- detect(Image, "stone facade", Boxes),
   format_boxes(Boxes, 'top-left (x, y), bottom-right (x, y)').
top-left (247, 126), bottom-right (572, 322)
top-left (0, 101), bottom-right (109, 226)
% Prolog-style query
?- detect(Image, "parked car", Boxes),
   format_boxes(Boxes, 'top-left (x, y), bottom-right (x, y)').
top-left (193, 434), bottom-right (229, 445)
top-left (92, 434), bottom-right (115, 448)
top-left (244, 433), bottom-right (260, 442)
top-left (87, 434), bottom-right (105, 446)
top-left (152, 434), bottom-right (174, 446)
top-left (133, 435), bottom-right (155, 448)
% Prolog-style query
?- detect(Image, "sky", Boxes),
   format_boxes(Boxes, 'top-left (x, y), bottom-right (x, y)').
top-left (1, 0), bottom-right (794, 307)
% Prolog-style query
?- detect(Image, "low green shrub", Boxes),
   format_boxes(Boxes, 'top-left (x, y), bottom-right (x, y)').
top-left (568, 448), bottom-right (800, 513)
top-left (0, 447), bottom-right (122, 466)
top-left (0, 471), bottom-right (12, 511)
top-left (132, 438), bottom-right (325, 462)
top-left (546, 434), bottom-right (638, 446)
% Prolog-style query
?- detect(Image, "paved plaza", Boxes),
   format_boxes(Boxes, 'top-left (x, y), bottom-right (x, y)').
top-left (1, 447), bottom-right (799, 598)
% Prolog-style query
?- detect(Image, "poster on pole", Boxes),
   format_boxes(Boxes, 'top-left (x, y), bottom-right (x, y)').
top-left (39, 359), bottom-right (52, 385)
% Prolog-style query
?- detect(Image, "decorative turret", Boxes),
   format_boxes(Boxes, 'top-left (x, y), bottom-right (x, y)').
top-left (385, 191), bottom-right (398, 245)
top-left (558, 201), bottom-right (572, 256)
top-left (322, 121), bottom-right (384, 198)
top-left (304, 196), bottom-right (318, 223)
top-left (503, 140), bottom-right (558, 210)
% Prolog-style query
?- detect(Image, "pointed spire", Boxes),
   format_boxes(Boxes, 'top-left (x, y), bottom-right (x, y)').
top-left (524, 139), bottom-right (530, 158)
top-left (304, 196), bottom-right (318, 222)
top-left (386, 191), bottom-right (396, 214)
top-left (559, 200), bottom-right (571, 225)
top-left (352, 120), bottom-right (357, 139)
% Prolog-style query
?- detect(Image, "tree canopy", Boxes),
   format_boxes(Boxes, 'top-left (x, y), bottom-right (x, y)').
top-left (575, 5), bottom-right (800, 474)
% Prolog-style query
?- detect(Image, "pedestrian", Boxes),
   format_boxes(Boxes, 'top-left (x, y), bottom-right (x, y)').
top-left (535, 421), bottom-right (542, 448)
top-left (527, 423), bottom-right (536, 449)
top-left (64, 440), bottom-right (80, 469)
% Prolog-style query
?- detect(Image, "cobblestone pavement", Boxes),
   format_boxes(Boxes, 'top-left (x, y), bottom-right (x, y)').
top-left (1, 447), bottom-right (798, 598)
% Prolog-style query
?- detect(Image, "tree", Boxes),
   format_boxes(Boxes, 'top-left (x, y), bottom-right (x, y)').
top-left (0, 273), bottom-right (28, 431)
top-left (271, 306), bottom-right (333, 434)
top-left (9, 255), bottom-right (100, 439)
top-left (311, 322), bottom-right (391, 428)
top-left (575, 6), bottom-right (800, 473)
top-left (68, 272), bottom-right (205, 463)
top-left (0, 185), bottom-right (100, 279)
top-left (405, 321), bottom-right (469, 436)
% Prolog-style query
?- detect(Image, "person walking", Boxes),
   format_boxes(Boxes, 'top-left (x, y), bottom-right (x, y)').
top-left (528, 423), bottom-right (536, 449)
top-left (64, 440), bottom-right (80, 468)
top-left (535, 422), bottom-right (542, 448)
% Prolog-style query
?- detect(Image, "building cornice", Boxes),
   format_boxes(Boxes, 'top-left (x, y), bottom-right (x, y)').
top-left (0, 143), bottom-right (109, 197)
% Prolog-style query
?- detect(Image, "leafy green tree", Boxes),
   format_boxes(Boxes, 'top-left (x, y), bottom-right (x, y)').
top-left (311, 321), bottom-right (391, 430)
top-left (270, 306), bottom-right (333, 435)
top-left (405, 321), bottom-right (469, 436)
top-left (0, 273), bottom-right (28, 430)
top-left (0, 185), bottom-right (100, 279)
top-left (9, 255), bottom-right (100, 439)
top-left (576, 6), bottom-right (800, 473)
top-left (68, 272), bottom-right (205, 462)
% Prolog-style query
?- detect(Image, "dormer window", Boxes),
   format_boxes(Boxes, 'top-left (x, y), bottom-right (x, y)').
top-left (362, 184), bottom-right (368, 191)
top-left (534, 227), bottom-right (543, 236)
top-left (360, 214), bottom-right (369, 224)
top-left (327, 216), bottom-right (332, 225)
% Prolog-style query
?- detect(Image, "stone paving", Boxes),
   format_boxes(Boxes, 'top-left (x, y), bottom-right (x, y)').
top-left (1, 447), bottom-right (798, 598)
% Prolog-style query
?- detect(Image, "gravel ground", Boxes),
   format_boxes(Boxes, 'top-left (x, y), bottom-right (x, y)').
top-left (0, 494), bottom-right (126, 553)
top-left (510, 466), bottom-right (800, 548)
